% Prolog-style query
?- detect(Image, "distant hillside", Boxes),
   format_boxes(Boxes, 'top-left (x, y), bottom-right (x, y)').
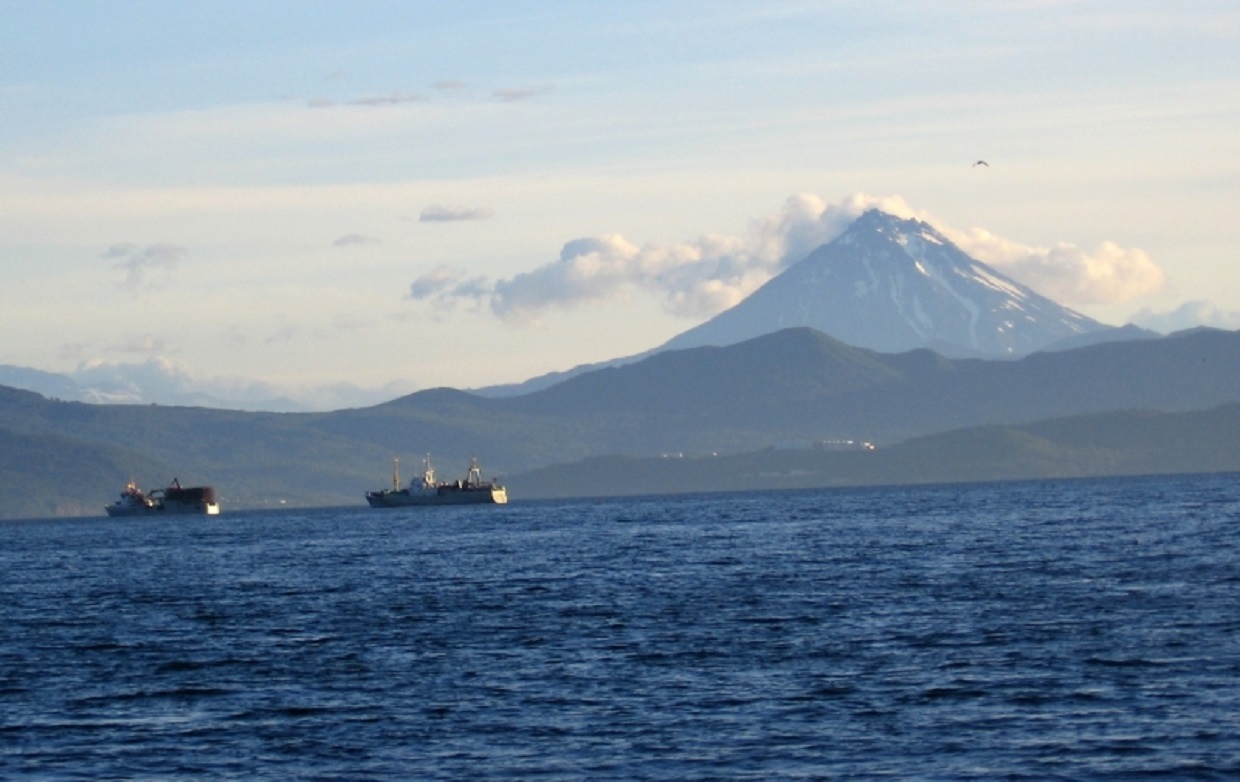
top-left (1, 327), bottom-right (1239, 517)
top-left (0, 427), bottom-right (172, 519)
top-left (0, 385), bottom-right (395, 512)
top-left (506, 403), bottom-right (1240, 498)
top-left (488, 326), bottom-right (1240, 453)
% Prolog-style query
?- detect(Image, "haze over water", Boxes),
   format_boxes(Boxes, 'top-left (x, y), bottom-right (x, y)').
top-left (3, 474), bottom-right (1239, 779)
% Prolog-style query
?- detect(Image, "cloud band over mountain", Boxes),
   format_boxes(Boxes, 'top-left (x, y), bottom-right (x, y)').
top-left (409, 193), bottom-right (1168, 325)
top-left (1132, 301), bottom-right (1240, 333)
top-left (943, 227), bottom-right (1166, 306)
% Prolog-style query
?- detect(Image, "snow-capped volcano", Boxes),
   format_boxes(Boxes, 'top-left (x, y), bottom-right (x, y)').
top-left (659, 209), bottom-right (1109, 358)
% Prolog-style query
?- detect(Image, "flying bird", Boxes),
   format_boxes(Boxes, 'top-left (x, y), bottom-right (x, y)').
top-left (972, 160), bottom-right (989, 167)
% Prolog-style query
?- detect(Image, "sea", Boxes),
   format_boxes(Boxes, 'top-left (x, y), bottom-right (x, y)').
top-left (3, 473), bottom-right (1239, 780)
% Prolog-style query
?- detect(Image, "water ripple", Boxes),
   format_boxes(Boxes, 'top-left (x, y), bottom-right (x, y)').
top-left (3, 474), bottom-right (1240, 779)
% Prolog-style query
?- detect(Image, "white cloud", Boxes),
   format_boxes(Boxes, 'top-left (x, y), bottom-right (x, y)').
top-left (102, 242), bottom-right (139, 258)
top-left (309, 91), bottom-right (426, 108)
top-left (104, 242), bottom-right (189, 289)
top-left (409, 192), bottom-right (1167, 325)
top-left (419, 204), bottom-right (496, 223)
top-left (490, 235), bottom-right (643, 323)
top-left (114, 334), bottom-right (168, 356)
top-left (943, 228), bottom-right (1166, 305)
top-left (492, 86), bottom-right (550, 102)
top-left (409, 265), bottom-right (490, 305)
top-left (482, 194), bottom-right (913, 324)
top-left (332, 233), bottom-right (381, 248)
top-left (348, 91), bottom-right (425, 106)
top-left (1130, 301), bottom-right (1240, 334)
top-left (410, 265), bottom-right (460, 299)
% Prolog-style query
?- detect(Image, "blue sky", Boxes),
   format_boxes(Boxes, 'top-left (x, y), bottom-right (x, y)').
top-left (2, 1), bottom-right (1238, 407)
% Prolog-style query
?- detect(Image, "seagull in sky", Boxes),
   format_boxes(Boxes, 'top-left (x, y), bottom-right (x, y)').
top-left (972, 160), bottom-right (989, 167)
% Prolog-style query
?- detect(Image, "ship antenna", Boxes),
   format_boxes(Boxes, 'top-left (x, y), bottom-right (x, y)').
top-left (393, 456), bottom-right (400, 491)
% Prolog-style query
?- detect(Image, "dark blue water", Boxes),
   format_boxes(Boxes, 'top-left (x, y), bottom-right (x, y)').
top-left (3, 475), bottom-right (1239, 780)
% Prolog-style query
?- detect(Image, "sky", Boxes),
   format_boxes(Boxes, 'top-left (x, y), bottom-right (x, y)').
top-left (2, 1), bottom-right (1238, 409)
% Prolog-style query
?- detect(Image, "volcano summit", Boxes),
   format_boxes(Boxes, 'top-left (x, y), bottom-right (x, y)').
top-left (660, 209), bottom-right (1110, 359)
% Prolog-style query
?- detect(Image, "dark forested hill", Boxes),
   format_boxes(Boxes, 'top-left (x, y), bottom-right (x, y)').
top-left (0, 427), bottom-right (172, 519)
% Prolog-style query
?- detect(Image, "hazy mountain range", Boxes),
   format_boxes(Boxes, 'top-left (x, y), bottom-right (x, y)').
top-left (0, 361), bottom-right (413, 413)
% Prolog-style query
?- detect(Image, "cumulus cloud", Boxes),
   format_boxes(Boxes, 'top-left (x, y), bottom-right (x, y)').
top-left (102, 242), bottom-right (139, 258)
top-left (942, 228), bottom-right (1166, 305)
top-left (309, 91), bottom-right (425, 108)
top-left (409, 265), bottom-right (491, 305)
top-left (419, 204), bottom-right (495, 223)
top-left (349, 91), bottom-right (425, 106)
top-left (488, 194), bottom-right (924, 324)
top-left (410, 265), bottom-right (459, 299)
top-left (307, 80), bottom-right (548, 113)
top-left (1130, 301), bottom-right (1240, 334)
top-left (332, 233), bottom-right (381, 248)
top-left (409, 192), bottom-right (1166, 325)
top-left (492, 86), bottom-right (549, 102)
top-left (104, 242), bottom-right (188, 289)
top-left (114, 334), bottom-right (168, 355)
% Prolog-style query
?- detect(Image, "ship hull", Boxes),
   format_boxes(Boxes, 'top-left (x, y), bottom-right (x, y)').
top-left (365, 487), bottom-right (507, 508)
top-left (105, 501), bottom-right (221, 517)
top-left (105, 482), bottom-right (220, 517)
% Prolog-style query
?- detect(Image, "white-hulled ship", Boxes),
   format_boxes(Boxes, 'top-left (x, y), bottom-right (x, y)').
top-left (366, 455), bottom-right (507, 507)
top-left (106, 479), bottom-right (220, 517)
